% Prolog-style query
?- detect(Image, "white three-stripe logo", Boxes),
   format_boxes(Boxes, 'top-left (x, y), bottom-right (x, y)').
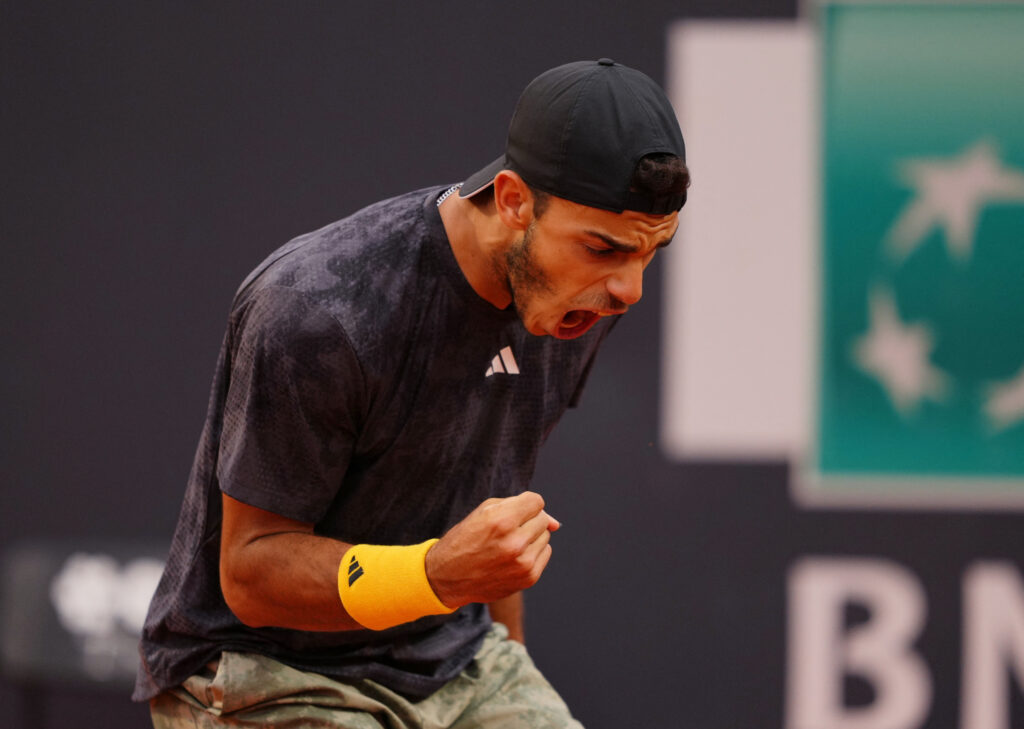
top-left (485, 346), bottom-right (520, 377)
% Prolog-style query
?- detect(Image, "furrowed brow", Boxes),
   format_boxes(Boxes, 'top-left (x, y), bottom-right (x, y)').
top-left (586, 231), bottom-right (637, 253)
top-left (586, 230), bottom-right (675, 252)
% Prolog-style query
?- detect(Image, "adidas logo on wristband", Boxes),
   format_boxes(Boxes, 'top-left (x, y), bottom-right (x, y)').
top-left (347, 555), bottom-right (364, 586)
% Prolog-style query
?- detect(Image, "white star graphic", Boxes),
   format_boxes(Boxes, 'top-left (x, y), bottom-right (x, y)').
top-left (886, 140), bottom-right (1024, 263)
top-left (852, 287), bottom-right (950, 417)
top-left (983, 363), bottom-right (1024, 433)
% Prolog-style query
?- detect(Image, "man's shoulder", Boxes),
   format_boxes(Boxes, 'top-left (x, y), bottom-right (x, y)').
top-left (243, 187), bottom-right (441, 287)
top-left (228, 186), bottom-right (451, 356)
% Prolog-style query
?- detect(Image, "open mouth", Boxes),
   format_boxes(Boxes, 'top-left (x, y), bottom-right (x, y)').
top-left (555, 310), bottom-right (600, 339)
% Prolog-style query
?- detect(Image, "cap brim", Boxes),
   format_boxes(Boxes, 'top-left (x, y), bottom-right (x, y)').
top-left (459, 155), bottom-right (507, 198)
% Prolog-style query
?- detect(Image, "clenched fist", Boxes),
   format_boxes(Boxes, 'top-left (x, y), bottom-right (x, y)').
top-left (424, 491), bottom-right (560, 608)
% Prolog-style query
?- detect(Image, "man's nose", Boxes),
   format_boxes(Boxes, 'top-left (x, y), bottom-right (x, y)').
top-left (605, 259), bottom-right (644, 307)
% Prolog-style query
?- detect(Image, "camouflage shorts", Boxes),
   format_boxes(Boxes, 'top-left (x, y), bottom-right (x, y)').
top-left (149, 624), bottom-right (584, 729)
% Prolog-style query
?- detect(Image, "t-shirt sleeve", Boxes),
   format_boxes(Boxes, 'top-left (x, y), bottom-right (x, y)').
top-left (216, 285), bottom-right (366, 523)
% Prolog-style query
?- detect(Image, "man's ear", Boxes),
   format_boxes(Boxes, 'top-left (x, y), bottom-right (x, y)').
top-left (492, 170), bottom-right (535, 232)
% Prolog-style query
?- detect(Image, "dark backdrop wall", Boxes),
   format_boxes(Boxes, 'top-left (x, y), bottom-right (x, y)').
top-left (6, 3), bottom-right (1020, 729)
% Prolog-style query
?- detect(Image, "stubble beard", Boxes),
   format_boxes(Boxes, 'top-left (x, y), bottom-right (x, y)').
top-left (502, 222), bottom-right (555, 323)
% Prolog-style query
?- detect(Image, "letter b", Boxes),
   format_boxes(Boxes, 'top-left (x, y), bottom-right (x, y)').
top-left (786, 557), bottom-right (932, 729)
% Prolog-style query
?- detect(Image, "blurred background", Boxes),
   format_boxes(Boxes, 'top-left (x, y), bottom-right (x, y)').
top-left (4, 2), bottom-right (1024, 728)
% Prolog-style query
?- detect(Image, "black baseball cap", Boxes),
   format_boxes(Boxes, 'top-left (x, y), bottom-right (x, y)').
top-left (460, 58), bottom-right (686, 215)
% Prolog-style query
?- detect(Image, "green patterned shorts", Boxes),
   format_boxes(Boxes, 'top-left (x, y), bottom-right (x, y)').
top-left (150, 624), bottom-right (583, 728)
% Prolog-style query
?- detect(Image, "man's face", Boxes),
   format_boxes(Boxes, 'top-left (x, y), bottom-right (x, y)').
top-left (505, 195), bottom-right (679, 339)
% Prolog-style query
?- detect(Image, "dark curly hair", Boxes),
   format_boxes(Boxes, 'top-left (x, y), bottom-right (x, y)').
top-left (530, 153), bottom-right (689, 217)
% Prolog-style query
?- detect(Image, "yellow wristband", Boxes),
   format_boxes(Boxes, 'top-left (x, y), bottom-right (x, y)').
top-left (338, 539), bottom-right (455, 631)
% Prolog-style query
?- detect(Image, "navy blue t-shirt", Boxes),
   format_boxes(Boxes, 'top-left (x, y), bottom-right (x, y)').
top-left (134, 187), bottom-right (614, 701)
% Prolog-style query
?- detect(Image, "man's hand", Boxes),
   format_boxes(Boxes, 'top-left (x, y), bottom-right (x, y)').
top-left (424, 491), bottom-right (560, 609)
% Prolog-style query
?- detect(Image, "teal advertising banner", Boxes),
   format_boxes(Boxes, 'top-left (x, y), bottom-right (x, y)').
top-left (811, 2), bottom-right (1024, 507)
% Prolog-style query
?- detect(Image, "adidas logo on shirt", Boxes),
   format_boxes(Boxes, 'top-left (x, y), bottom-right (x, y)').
top-left (485, 346), bottom-right (520, 377)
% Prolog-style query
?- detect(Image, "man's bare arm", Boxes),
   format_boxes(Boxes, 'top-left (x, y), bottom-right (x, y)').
top-left (488, 592), bottom-right (525, 643)
top-left (220, 494), bottom-right (361, 630)
top-left (219, 491), bottom-right (559, 631)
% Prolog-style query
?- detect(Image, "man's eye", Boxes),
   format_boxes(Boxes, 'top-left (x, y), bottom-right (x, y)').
top-left (585, 245), bottom-right (614, 257)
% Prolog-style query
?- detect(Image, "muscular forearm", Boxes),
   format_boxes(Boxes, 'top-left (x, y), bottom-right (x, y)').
top-left (220, 491), bottom-right (559, 634)
top-left (221, 528), bottom-right (362, 631)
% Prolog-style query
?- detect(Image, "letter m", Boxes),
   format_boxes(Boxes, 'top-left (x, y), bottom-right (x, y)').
top-left (962, 561), bottom-right (1024, 729)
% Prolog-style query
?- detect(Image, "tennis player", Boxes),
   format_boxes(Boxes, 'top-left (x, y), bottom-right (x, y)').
top-left (135, 58), bottom-right (689, 728)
